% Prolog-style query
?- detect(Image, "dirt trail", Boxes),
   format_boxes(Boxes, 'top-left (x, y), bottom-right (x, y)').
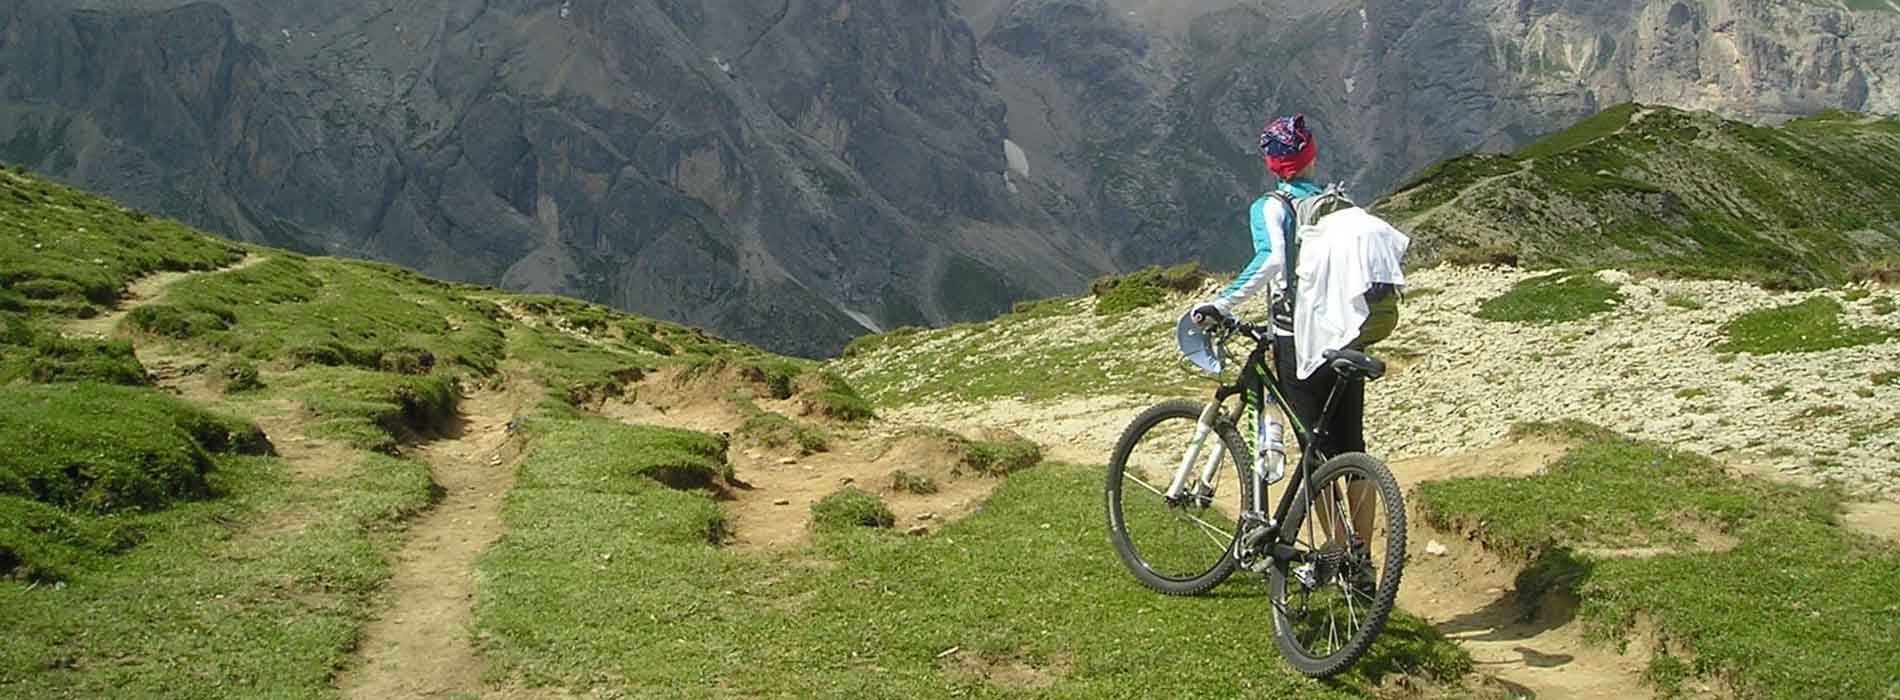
top-left (598, 387), bottom-right (1020, 550)
top-left (1392, 443), bottom-right (1659, 700)
top-left (1401, 517), bottom-right (1657, 700)
top-left (62, 253), bottom-right (267, 339)
top-left (718, 438), bottom-right (1003, 550)
top-left (335, 381), bottom-right (534, 700)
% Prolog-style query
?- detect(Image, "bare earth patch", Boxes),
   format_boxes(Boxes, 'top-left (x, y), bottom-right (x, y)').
top-left (334, 380), bottom-right (536, 699)
top-left (1392, 437), bottom-right (1574, 484)
top-left (1841, 499), bottom-right (1900, 545)
top-left (718, 432), bottom-right (1013, 550)
top-left (600, 372), bottom-right (1042, 550)
top-left (935, 647), bottom-right (1073, 690)
top-left (1403, 517), bottom-right (1658, 700)
top-left (875, 393), bottom-right (1165, 466)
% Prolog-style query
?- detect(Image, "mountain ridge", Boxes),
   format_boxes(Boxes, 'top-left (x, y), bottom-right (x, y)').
top-left (1373, 103), bottom-right (1900, 287)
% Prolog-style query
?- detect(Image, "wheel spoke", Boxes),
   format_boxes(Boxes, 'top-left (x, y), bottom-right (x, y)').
top-left (1266, 454), bottom-right (1403, 676)
top-left (1105, 403), bottom-right (1251, 594)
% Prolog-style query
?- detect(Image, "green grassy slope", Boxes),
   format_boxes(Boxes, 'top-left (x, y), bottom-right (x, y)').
top-left (1374, 105), bottom-right (1900, 288)
top-left (0, 167), bottom-right (1481, 696)
top-left (0, 166), bottom-right (862, 696)
top-left (472, 405), bottom-right (1473, 699)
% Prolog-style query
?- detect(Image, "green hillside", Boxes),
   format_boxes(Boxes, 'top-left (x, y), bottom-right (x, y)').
top-left (1375, 104), bottom-right (1900, 288)
top-left (0, 166), bottom-right (1482, 697)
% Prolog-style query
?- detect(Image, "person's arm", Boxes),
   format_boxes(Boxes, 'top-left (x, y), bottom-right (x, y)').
top-left (1207, 195), bottom-right (1286, 316)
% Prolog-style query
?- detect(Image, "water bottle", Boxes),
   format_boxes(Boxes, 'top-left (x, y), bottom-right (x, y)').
top-left (1256, 411), bottom-right (1286, 485)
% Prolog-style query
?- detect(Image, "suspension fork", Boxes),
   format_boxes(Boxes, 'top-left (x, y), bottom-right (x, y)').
top-left (1162, 400), bottom-right (1229, 500)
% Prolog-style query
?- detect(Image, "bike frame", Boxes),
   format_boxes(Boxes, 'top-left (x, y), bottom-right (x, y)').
top-left (1162, 326), bottom-right (1357, 564)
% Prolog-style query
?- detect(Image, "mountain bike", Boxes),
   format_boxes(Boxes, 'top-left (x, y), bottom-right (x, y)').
top-left (1102, 312), bottom-right (1406, 678)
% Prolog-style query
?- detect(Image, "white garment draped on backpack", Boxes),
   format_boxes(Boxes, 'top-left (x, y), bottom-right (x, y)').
top-left (1290, 206), bottom-right (1410, 379)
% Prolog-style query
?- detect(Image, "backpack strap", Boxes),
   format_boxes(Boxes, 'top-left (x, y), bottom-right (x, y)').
top-left (1269, 194), bottom-right (1299, 306)
top-left (1266, 190), bottom-right (1300, 333)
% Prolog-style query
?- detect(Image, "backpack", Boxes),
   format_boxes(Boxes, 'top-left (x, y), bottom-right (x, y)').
top-left (1266, 183), bottom-right (1400, 348)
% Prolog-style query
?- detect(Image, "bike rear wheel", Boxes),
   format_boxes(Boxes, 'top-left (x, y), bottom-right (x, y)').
top-left (1104, 399), bottom-right (1253, 596)
top-left (1267, 452), bottom-right (1406, 677)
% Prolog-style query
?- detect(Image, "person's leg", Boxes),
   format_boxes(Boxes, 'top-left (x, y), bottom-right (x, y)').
top-left (1275, 337), bottom-right (1377, 549)
top-left (1274, 335), bottom-right (1350, 544)
top-left (1270, 334), bottom-right (1327, 448)
top-left (1329, 373), bottom-right (1377, 541)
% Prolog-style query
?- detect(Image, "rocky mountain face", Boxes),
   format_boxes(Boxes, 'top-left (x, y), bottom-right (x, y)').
top-left (966, 0), bottom-right (1900, 271)
top-left (2, 0), bottom-right (1897, 356)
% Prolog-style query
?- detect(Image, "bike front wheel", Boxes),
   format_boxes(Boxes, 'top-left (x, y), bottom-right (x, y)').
top-left (1268, 451), bottom-right (1406, 678)
top-left (1104, 399), bottom-right (1254, 596)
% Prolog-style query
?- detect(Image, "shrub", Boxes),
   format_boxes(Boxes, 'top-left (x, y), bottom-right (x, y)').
top-left (0, 495), bottom-right (142, 583)
top-left (1442, 244), bottom-right (1520, 267)
top-left (14, 278), bottom-right (86, 301)
top-left (809, 487), bottom-right (895, 531)
top-left (840, 326), bottom-right (925, 359)
top-left (734, 358), bottom-right (804, 400)
top-left (1092, 263), bottom-right (1208, 315)
top-left (286, 341), bottom-right (380, 369)
top-left (1847, 257), bottom-right (1900, 284)
top-left (623, 328), bottom-right (675, 356)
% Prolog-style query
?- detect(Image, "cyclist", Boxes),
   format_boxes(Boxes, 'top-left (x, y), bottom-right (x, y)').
top-left (1192, 113), bottom-right (1377, 592)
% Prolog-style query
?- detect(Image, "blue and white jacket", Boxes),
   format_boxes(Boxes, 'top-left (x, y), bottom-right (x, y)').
top-left (1206, 177), bottom-right (1322, 332)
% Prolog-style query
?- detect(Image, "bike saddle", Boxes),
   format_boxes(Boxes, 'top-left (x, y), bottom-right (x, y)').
top-left (1324, 348), bottom-right (1385, 380)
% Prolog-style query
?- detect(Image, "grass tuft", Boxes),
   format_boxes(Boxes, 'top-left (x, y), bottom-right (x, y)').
top-left (889, 470), bottom-right (939, 495)
top-left (1476, 271), bottom-right (1623, 324)
top-left (1662, 293), bottom-right (1705, 310)
top-left (288, 369), bottom-right (460, 452)
top-left (1092, 262), bottom-right (1207, 315)
top-left (1714, 297), bottom-right (1889, 354)
top-left (808, 371), bottom-right (875, 422)
top-left (731, 396), bottom-right (829, 455)
top-left (960, 435), bottom-right (1044, 477)
top-left (218, 358), bottom-right (263, 394)
top-left (0, 383), bottom-right (268, 514)
top-left (809, 486), bottom-right (896, 531)
top-left (514, 410), bottom-right (733, 498)
top-left (0, 317), bottom-right (148, 385)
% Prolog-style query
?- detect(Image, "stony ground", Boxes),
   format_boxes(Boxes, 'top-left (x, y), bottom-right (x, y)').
top-left (840, 263), bottom-right (1900, 496)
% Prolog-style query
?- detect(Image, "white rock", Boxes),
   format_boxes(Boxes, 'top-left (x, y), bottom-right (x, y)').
top-left (1425, 539), bottom-right (1449, 556)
